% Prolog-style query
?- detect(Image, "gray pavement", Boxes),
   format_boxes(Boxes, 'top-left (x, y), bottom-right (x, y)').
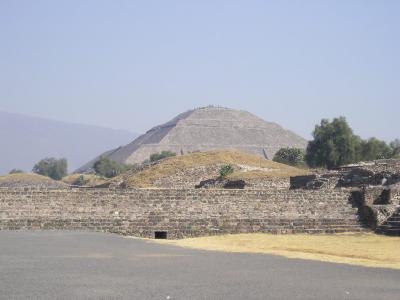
top-left (0, 231), bottom-right (399, 300)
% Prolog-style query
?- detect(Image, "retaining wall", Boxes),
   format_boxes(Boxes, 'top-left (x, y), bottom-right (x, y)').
top-left (393, 189), bottom-right (400, 203)
top-left (0, 188), bottom-right (363, 239)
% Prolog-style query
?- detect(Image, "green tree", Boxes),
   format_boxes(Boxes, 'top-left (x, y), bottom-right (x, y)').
top-left (359, 138), bottom-right (393, 161)
top-left (390, 139), bottom-right (400, 158)
top-left (305, 117), bottom-right (359, 169)
top-left (93, 156), bottom-right (126, 178)
top-left (273, 148), bottom-right (305, 167)
top-left (149, 151), bottom-right (176, 162)
top-left (32, 158), bottom-right (68, 180)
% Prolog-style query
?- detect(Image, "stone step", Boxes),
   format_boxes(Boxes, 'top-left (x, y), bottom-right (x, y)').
top-left (375, 207), bottom-right (400, 236)
top-left (389, 218), bottom-right (400, 222)
top-left (376, 228), bottom-right (400, 236)
top-left (379, 218), bottom-right (400, 224)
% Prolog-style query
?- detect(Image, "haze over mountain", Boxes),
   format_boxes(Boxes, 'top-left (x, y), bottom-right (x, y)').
top-left (0, 111), bottom-right (138, 175)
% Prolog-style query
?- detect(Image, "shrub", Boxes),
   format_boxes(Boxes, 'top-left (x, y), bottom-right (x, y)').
top-left (219, 165), bottom-right (234, 178)
top-left (273, 148), bottom-right (305, 167)
top-left (149, 151), bottom-right (176, 162)
top-left (93, 156), bottom-right (126, 178)
top-left (9, 169), bottom-right (24, 174)
top-left (32, 158), bottom-right (68, 180)
top-left (74, 175), bottom-right (89, 186)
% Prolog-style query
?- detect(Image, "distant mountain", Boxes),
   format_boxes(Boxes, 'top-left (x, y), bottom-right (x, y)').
top-left (0, 111), bottom-right (138, 175)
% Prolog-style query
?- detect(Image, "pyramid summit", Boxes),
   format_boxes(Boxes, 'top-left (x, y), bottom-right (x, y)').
top-left (76, 106), bottom-right (307, 172)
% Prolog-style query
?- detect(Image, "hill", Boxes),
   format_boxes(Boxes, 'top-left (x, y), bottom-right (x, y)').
top-left (0, 173), bottom-right (68, 188)
top-left (107, 150), bottom-right (309, 189)
top-left (0, 111), bottom-right (138, 175)
top-left (77, 106), bottom-right (307, 172)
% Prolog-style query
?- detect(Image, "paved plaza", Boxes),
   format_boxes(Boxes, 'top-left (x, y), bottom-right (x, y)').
top-left (0, 231), bottom-right (399, 300)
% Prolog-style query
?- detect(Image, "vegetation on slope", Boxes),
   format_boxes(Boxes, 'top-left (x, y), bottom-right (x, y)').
top-left (111, 150), bottom-right (310, 188)
top-left (93, 156), bottom-right (132, 178)
top-left (273, 147), bottom-right (306, 167)
top-left (149, 151), bottom-right (176, 162)
top-left (8, 169), bottom-right (24, 174)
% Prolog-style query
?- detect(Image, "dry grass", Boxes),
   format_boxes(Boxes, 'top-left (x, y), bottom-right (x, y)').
top-left (116, 150), bottom-right (309, 188)
top-left (0, 173), bottom-right (54, 184)
top-left (0, 173), bottom-right (67, 188)
top-left (62, 174), bottom-right (107, 186)
top-left (157, 233), bottom-right (400, 270)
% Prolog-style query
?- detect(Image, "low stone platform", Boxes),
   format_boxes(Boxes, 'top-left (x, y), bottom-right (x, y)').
top-left (0, 188), bottom-right (366, 239)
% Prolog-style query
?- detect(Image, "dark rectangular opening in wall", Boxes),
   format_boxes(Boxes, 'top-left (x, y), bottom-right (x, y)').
top-left (154, 231), bottom-right (167, 239)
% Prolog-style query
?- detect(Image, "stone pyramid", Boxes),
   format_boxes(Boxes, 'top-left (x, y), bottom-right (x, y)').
top-left (76, 106), bottom-right (307, 172)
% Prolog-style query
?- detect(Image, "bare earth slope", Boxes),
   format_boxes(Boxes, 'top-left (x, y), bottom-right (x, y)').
top-left (77, 106), bottom-right (307, 172)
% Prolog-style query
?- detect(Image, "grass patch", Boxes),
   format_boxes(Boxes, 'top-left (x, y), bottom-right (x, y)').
top-left (157, 233), bottom-right (400, 270)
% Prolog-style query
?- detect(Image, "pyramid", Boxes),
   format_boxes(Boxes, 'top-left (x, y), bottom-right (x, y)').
top-left (76, 106), bottom-right (307, 172)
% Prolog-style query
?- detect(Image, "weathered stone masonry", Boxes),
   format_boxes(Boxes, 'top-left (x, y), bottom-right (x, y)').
top-left (393, 189), bottom-right (400, 202)
top-left (0, 188), bottom-right (364, 239)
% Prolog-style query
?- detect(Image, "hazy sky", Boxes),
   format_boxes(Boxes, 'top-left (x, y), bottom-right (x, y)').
top-left (0, 0), bottom-right (399, 141)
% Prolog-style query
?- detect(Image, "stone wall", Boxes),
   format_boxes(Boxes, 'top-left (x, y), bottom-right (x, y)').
top-left (152, 165), bottom-right (290, 190)
top-left (290, 174), bottom-right (340, 190)
top-left (244, 178), bottom-right (290, 189)
top-left (196, 178), bottom-right (289, 190)
top-left (348, 186), bottom-right (400, 232)
top-left (0, 188), bottom-right (363, 239)
top-left (363, 187), bottom-right (393, 206)
top-left (291, 159), bottom-right (400, 191)
top-left (393, 188), bottom-right (400, 203)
